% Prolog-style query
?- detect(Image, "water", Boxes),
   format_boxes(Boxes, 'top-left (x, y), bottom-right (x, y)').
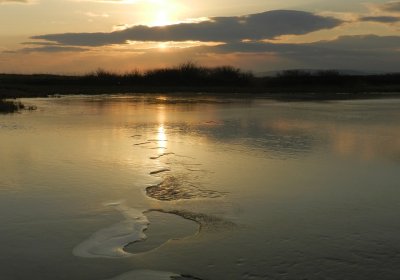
top-left (0, 95), bottom-right (399, 280)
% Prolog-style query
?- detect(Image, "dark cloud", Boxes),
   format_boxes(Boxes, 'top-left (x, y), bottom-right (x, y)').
top-left (380, 1), bottom-right (400, 12)
top-left (31, 10), bottom-right (343, 46)
top-left (6, 46), bottom-right (89, 53)
top-left (21, 41), bottom-right (60, 46)
top-left (10, 41), bottom-right (88, 54)
top-left (203, 35), bottom-right (400, 71)
top-left (207, 35), bottom-right (400, 53)
top-left (360, 16), bottom-right (400, 23)
top-left (314, 35), bottom-right (400, 50)
top-left (98, 35), bottom-right (398, 72)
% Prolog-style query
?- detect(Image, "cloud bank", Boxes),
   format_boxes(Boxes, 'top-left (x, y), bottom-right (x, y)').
top-left (360, 15), bottom-right (400, 23)
top-left (180, 35), bottom-right (399, 72)
top-left (380, 1), bottom-right (400, 12)
top-left (31, 10), bottom-right (343, 46)
top-left (208, 35), bottom-right (400, 54)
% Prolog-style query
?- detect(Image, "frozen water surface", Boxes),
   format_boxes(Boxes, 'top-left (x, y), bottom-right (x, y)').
top-left (72, 203), bottom-right (149, 258)
top-left (0, 96), bottom-right (400, 279)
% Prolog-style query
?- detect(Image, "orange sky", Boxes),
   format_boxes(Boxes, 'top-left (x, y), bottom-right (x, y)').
top-left (0, 0), bottom-right (399, 73)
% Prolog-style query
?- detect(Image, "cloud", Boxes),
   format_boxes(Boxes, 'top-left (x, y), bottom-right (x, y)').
top-left (6, 46), bottom-right (89, 53)
top-left (358, 1), bottom-right (400, 24)
top-left (202, 35), bottom-right (400, 71)
top-left (204, 35), bottom-right (400, 55)
top-left (156, 35), bottom-right (400, 61)
top-left (77, 0), bottom-right (138, 2)
top-left (315, 35), bottom-right (400, 50)
top-left (10, 41), bottom-right (89, 53)
top-left (0, 0), bottom-right (30, 3)
top-left (359, 15), bottom-right (400, 23)
top-left (5, 35), bottom-right (400, 73)
top-left (21, 41), bottom-right (60, 46)
top-left (31, 10), bottom-right (343, 46)
top-left (379, 1), bottom-right (400, 12)
top-left (85, 12), bottom-right (110, 18)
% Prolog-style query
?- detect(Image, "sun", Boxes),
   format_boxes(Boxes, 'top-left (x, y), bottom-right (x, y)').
top-left (147, 0), bottom-right (181, 27)
top-left (158, 42), bottom-right (168, 49)
top-left (152, 10), bottom-right (171, 26)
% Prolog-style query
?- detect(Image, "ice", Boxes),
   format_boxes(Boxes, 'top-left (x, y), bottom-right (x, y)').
top-left (105, 270), bottom-right (179, 280)
top-left (73, 203), bottom-right (149, 258)
top-left (150, 153), bottom-right (175, 160)
top-left (134, 142), bottom-right (152, 146)
top-left (149, 168), bottom-right (171, 175)
top-left (105, 270), bottom-right (203, 280)
top-left (150, 209), bottom-right (236, 231)
top-left (146, 175), bottom-right (224, 201)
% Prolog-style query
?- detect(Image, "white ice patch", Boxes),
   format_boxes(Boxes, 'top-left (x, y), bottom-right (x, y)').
top-left (73, 202), bottom-right (149, 258)
top-left (105, 270), bottom-right (180, 280)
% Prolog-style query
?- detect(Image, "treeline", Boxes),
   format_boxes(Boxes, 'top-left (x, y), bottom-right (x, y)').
top-left (0, 63), bottom-right (252, 88)
top-left (87, 63), bottom-right (252, 87)
top-left (264, 70), bottom-right (400, 89)
top-left (0, 63), bottom-right (400, 98)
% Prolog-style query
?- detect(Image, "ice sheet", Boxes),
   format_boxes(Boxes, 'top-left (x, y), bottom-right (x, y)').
top-left (73, 203), bottom-right (148, 258)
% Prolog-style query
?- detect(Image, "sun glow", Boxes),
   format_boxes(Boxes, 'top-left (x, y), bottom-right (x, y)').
top-left (152, 10), bottom-right (171, 26)
top-left (146, 0), bottom-right (182, 27)
top-left (158, 42), bottom-right (168, 49)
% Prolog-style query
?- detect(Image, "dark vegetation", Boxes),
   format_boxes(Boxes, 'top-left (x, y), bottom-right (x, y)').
top-left (0, 63), bottom-right (399, 100)
top-left (0, 99), bottom-right (25, 114)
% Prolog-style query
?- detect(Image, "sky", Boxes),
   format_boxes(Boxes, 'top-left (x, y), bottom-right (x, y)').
top-left (0, 0), bottom-right (399, 74)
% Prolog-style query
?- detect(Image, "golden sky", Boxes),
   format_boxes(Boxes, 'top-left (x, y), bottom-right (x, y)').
top-left (0, 0), bottom-right (399, 73)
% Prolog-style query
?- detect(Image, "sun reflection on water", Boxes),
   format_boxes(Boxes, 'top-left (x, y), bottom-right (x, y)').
top-left (157, 104), bottom-right (167, 153)
top-left (157, 125), bottom-right (167, 153)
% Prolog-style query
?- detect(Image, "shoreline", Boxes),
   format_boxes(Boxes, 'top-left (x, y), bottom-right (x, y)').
top-left (1, 85), bottom-right (400, 101)
top-left (1, 67), bottom-right (399, 100)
